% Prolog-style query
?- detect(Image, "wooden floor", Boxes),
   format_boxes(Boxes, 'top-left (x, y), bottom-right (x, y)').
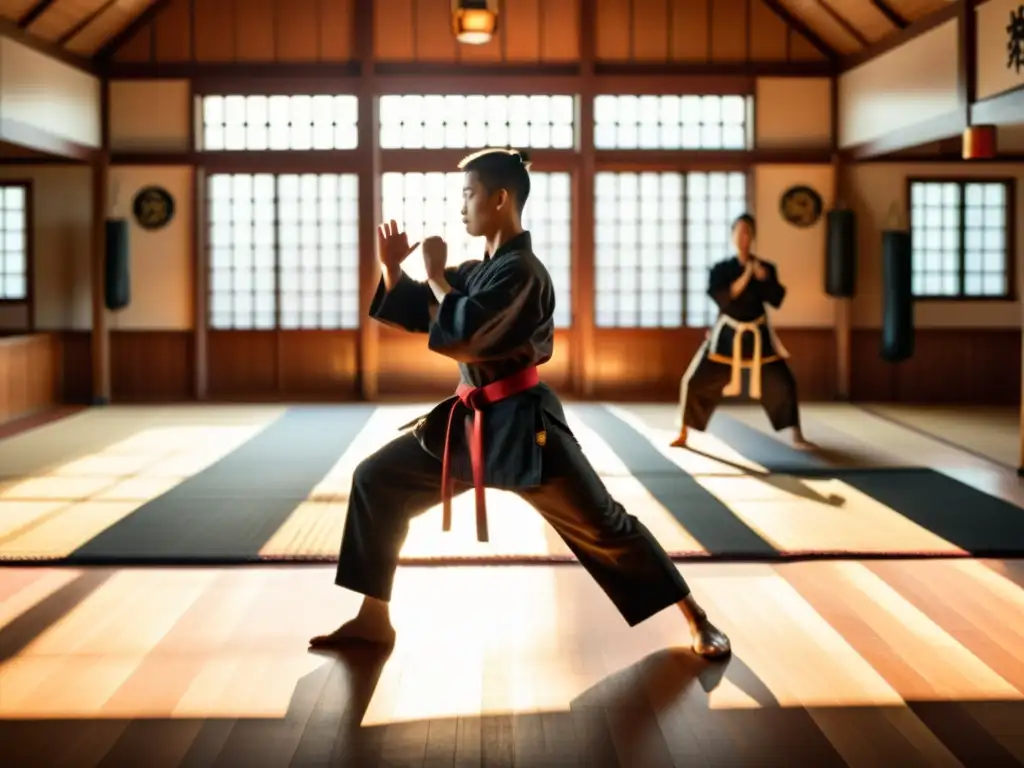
top-left (0, 403), bottom-right (1022, 766)
top-left (1, 559), bottom-right (1023, 766)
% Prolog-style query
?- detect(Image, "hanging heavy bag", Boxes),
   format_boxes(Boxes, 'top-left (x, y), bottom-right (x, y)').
top-left (824, 208), bottom-right (856, 298)
top-left (104, 218), bottom-right (130, 311)
top-left (880, 229), bottom-right (913, 362)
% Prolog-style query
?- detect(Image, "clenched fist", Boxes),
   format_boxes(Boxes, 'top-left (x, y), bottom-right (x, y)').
top-left (422, 236), bottom-right (448, 281)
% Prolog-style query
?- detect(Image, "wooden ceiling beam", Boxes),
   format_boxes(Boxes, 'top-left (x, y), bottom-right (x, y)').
top-left (818, 0), bottom-right (870, 47)
top-left (17, 0), bottom-right (57, 28)
top-left (759, 0), bottom-right (839, 60)
top-left (95, 0), bottom-right (175, 60)
top-left (0, 17), bottom-right (97, 73)
top-left (870, 0), bottom-right (908, 30)
top-left (59, 0), bottom-right (119, 46)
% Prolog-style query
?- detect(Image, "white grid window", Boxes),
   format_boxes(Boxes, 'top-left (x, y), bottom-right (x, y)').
top-left (522, 172), bottom-right (572, 328)
top-left (685, 172), bottom-right (748, 326)
top-left (0, 185), bottom-right (27, 300)
top-left (379, 95), bottom-right (575, 149)
top-left (381, 171), bottom-right (573, 328)
top-left (207, 173), bottom-right (360, 330)
top-left (278, 174), bottom-right (360, 329)
top-left (594, 95), bottom-right (748, 150)
top-left (202, 95), bottom-right (359, 151)
top-left (910, 180), bottom-right (1011, 298)
top-left (595, 171), bottom-right (746, 328)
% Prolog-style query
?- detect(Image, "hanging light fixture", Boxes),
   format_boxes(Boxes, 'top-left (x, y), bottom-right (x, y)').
top-left (451, 0), bottom-right (498, 45)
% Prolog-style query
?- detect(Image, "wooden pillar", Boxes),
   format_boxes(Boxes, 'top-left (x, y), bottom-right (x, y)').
top-left (829, 75), bottom-right (852, 400)
top-left (573, 0), bottom-right (597, 398)
top-left (355, 0), bottom-right (380, 401)
top-left (90, 149), bottom-right (110, 404)
top-left (91, 76), bottom-right (111, 405)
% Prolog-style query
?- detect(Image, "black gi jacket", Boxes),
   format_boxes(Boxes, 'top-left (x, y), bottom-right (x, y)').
top-left (706, 255), bottom-right (787, 361)
top-left (368, 231), bottom-right (570, 489)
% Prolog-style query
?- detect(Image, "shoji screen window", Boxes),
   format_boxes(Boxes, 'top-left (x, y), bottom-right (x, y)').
top-left (381, 171), bottom-right (573, 328)
top-left (207, 173), bottom-right (360, 330)
top-left (593, 95), bottom-right (749, 150)
top-left (202, 95), bottom-right (359, 151)
top-left (909, 179), bottom-right (1013, 298)
top-left (0, 184), bottom-right (28, 301)
top-left (594, 171), bottom-right (747, 328)
top-left (379, 94), bottom-right (575, 149)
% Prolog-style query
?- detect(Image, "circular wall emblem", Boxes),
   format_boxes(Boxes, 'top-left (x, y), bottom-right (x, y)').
top-left (779, 185), bottom-right (824, 228)
top-left (132, 186), bottom-right (175, 231)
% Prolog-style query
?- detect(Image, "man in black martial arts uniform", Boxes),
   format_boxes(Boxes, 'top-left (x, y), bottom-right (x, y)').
top-left (671, 213), bottom-right (808, 449)
top-left (310, 148), bottom-right (730, 659)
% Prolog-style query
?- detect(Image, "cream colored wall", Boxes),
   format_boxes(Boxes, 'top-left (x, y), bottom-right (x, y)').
top-left (754, 164), bottom-right (836, 328)
top-left (107, 167), bottom-right (194, 330)
top-left (838, 20), bottom-right (960, 148)
top-left (0, 166), bottom-right (92, 332)
top-left (0, 39), bottom-right (101, 148)
top-left (751, 78), bottom-right (836, 328)
top-left (976, 0), bottom-right (1024, 100)
top-left (755, 77), bottom-right (832, 149)
top-left (103, 79), bottom-right (194, 331)
top-left (109, 80), bottom-right (191, 152)
top-left (843, 162), bottom-right (1023, 329)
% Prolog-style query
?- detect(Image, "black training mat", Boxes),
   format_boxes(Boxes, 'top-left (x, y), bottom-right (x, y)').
top-left (65, 406), bottom-right (375, 563)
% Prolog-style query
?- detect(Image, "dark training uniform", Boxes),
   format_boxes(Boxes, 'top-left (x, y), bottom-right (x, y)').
top-left (334, 231), bottom-right (691, 627)
top-left (680, 255), bottom-right (801, 433)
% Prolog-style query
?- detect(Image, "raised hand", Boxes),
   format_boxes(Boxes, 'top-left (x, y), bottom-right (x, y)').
top-left (422, 236), bottom-right (448, 281)
top-left (751, 259), bottom-right (768, 281)
top-left (377, 220), bottom-right (420, 271)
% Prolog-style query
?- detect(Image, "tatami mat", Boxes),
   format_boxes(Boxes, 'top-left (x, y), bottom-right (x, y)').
top-left (0, 403), bottom-right (1020, 564)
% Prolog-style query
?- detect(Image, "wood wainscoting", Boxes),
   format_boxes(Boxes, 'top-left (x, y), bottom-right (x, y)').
top-left (0, 334), bottom-right (60, 424)
top-left (54, 327), bottom-right (1022, 405)
top-left (589, 327), bottom-right (837, 401)
top-left (851, 328), bottom-right (1022, 404)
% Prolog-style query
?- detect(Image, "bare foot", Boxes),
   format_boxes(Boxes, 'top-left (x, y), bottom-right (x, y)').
top-left (790, 429), bottom-right (816, 450)
top-left (677, 595), bottom-right (731, 659)
top-left (670, 427), bottom-right (688, 448)
top-left (691, 617), bottom-right (731, 659)
top-left (309, 614), bottom-right (396, 649)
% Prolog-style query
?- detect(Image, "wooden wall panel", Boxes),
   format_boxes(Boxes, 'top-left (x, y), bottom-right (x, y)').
top-left (588, 328), bottom-right (837, 402)
top-left (594, 0), bottom-right (823, 63)
top-left (0, 334), bottom-right (59, 424)
top-left (113, 0), bottom-right (357, 63)
top-left (851, 329), bottom-right (1022, 404)
top-left (111, 332), bottom-right (193, 402)
top-left (206, 331), bottom-right (359, 400)
top-left (108, 0), bottom-right (827, 65)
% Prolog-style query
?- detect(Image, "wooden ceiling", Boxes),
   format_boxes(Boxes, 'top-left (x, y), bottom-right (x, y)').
top-left (0, 0), bottom-right (955, 62)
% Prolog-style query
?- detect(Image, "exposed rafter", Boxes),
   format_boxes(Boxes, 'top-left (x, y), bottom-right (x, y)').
top-left (818, 0), bottom-right (869, 47)
top-left (58, 0), bottom-right (119, 46)
top-left (17, 0), bottom-right (57, 28)
top-left (871, 0), bottom-right (909, 30)
top-left (95, 0), bottom-right (175, 60)
top-left (760, 0), bottom-right (839, 60)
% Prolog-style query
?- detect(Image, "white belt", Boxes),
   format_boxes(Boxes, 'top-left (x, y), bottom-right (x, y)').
top-left (710, 314), bottom-right (789, 400)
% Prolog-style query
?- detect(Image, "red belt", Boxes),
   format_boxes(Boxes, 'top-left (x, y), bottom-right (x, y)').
top-left (440, 365), bottom-right (540, 543)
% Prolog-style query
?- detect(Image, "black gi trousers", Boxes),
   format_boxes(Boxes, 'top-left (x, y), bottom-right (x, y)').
top-left (681, 348), bottom-right (801, 433)
top-left (334, 421), bottom-right (691, 627)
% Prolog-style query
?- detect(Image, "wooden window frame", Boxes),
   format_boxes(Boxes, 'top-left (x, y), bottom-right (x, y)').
top-left (205, 172), bottom-right (362, 332)
top-left (905, 176), bottom-right (1017, 302)
top-left (0, 180), bottom-right (34, 329)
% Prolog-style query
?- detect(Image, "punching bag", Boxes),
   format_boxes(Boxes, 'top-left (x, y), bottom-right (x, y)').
top-left (880, 230), bottom-right (914, 362)
top-left (104, 218), bottom-right (130, 311)
top-left (825, 209), bottom-right (856, 298)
